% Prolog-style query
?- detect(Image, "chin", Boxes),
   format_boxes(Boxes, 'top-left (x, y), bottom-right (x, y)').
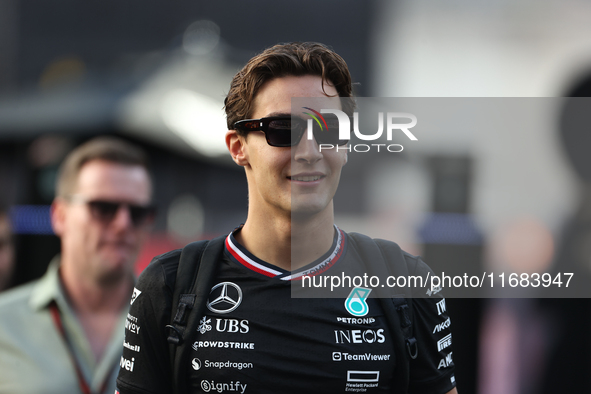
top-left (290, 204), bottom-right (329, 219)
top-left (98, 264), bottom-right (132, 286)
top-left (97, 254), bottom-right (135, 284)
top-left (291, 196), bottom-right (331, 213)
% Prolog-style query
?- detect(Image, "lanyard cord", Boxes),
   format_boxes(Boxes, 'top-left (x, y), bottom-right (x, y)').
top-left (49, 302), bottom-right (110, 394)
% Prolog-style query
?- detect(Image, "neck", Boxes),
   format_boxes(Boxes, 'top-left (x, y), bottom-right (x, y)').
top-left (59, 258), bottom-right (132, 314)
top-left (237, 203), bottom-right (335, 271)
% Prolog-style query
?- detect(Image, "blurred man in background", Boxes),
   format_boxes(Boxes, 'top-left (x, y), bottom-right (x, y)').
top-left (0, 136), bottom-right (155, 394)
top-left (0, 204), bottom-right (15, 292)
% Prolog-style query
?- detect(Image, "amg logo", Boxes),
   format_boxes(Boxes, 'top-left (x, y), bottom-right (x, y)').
top-left (120, 356), bottom-right (135, 372)
top-left (437, 333), bottom-right (452, 352)
top-left (432, 317), bottom-right (451, 334)
top-left (438, 352), bottom-right (453, 369)
top-left (436, 299), bottom-right (447, 315)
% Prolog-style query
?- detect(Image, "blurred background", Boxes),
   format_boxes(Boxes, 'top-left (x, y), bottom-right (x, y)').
top-left (2, 0), bottom-right (591, 393)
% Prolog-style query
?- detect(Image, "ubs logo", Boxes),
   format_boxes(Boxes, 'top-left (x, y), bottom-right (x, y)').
top-left (197, 317), bottom-right (250, 335)
top-left (207, 282), bottom-right (243, 314)
top-left (198, 317), bottom-right (212, 334)
top-left (216, 319), bottom-right (249, 334)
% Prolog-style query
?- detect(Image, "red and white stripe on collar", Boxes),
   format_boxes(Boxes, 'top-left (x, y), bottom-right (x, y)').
top-left (225, 235), bottom-right (284, 278)
top-left (225, 225), bottom-right (345, 281)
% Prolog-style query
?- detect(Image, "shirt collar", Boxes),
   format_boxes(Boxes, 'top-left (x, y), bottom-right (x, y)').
top-left (29, 256), bottom-right (138, 312)
top-left (29, 255), bottom-right (68, 312)
top-left (225, 224), bottom-right (346, 281)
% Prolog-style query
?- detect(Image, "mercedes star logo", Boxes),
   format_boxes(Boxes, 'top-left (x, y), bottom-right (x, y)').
top-left (206, 282), bottom-right (243, 314)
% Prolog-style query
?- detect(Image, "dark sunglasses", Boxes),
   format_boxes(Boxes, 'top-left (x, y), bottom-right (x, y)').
top-left (68, 195), bottom-right (156, 227)
top-left (233, 115), bottom-right (349, 147)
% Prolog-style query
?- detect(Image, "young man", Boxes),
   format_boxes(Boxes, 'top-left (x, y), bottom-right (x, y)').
top-left (116, 42), bottom-right (457, 394)
top-left (0, 137), bottom-right (155, 394)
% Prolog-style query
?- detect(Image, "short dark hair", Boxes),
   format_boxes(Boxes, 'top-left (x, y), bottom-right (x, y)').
top-left (225, 42), bottom-right (355, 132)
top-left (56, 136), bottom-right (149, 198)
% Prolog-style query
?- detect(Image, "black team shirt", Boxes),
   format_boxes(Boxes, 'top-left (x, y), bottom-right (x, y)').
top-left (116, 226), bottom-right (456, 394)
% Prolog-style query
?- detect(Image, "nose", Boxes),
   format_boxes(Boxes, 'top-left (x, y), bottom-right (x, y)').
top-left (293, 131), bottom-right (323, 165)
top-left (110, 205), bottom-right (134, 231)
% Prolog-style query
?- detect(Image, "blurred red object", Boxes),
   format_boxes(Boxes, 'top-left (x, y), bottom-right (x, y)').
top-left (134, 234), bottom-right (184, 275)
top-left (134, 232), bottom-right (221, 275)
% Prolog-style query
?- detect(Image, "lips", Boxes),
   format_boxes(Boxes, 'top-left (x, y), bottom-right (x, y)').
top-left (288, 173), bottom-right (325, 182)
top-left (290, 175), bottom-right (322, 182)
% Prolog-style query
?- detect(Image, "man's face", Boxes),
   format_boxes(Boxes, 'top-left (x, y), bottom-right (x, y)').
top-left (228, 75), bottom-right (347, 218)
top-left (0, 215), bottom-right (15, 291)
top-left (52, 160), bottom-right (152, 285)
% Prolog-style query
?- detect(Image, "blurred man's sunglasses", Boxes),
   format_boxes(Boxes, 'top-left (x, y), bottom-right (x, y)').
top-left (233, 115), bottom-right (349, 147)
top-left (67, 195), bottom-right (156, 227)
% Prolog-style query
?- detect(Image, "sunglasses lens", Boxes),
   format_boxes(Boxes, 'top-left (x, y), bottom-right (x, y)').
top-left (265, 118), bottom-right (303, 147)
top-left (86, 200), bottom-right (154, 226)
top-left (129, 206), bottom-right (155, 226)
top-left (248, 115), bottom-right (349, 147)
top-left (237, 120), bottom-right (259, 131)
top-left (88, 201), bottom-right (119, 222)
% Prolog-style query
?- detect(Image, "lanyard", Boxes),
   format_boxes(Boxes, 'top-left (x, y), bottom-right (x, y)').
top-left (49, 302), bottom-right (110, 394)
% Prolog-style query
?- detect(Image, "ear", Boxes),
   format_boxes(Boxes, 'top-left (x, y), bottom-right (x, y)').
top-left (50, 198), bottom-right (67, 237)
top-left (226, 130), bottom-right (249, 167)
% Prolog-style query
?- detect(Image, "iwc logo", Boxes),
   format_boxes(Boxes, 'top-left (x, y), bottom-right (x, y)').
top-left (207, 282), bottom-right (243, 314)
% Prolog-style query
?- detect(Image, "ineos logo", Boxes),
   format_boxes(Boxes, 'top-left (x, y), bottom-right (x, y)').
top-left (206, 282), bottom-right (243, 314)
top-left (334, 329), bottom-right (386, 344)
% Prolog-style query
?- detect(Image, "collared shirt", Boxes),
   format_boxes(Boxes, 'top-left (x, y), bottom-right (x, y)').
top-left (0, 256), bottom-right (130, 394)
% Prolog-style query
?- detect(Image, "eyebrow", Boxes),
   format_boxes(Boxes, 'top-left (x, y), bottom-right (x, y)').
top-left (264, 112), bottom-right (291, 118)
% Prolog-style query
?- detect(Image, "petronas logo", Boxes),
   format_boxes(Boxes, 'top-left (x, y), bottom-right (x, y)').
top-left (344, 287), bottom-right (371, 317)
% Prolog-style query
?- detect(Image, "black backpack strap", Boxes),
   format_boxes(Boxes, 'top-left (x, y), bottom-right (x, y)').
top-left (348, 232), bottom-right (418, 393)
top-left (391, 297), bottom-right (418, 360)
top-left (373, 239), bottom-right (418, 361)
top-left (166, 235), bottom-right (227, 394)
top-left (165, 241), bottom-right (207, 347)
